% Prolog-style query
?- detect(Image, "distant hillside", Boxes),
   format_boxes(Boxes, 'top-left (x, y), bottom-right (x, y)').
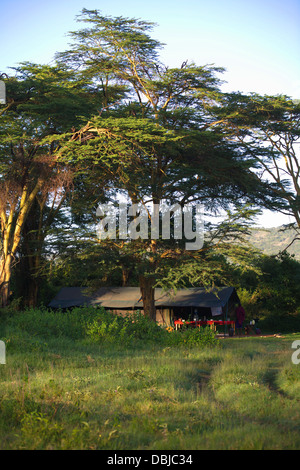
top-left (247, 226), bottom-right (300, 260)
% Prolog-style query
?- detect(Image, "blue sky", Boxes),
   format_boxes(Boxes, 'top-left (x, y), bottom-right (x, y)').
top-left (1, 0), bottom-right (299, 97)
top-left (0, 0), bottom-right (299, 226)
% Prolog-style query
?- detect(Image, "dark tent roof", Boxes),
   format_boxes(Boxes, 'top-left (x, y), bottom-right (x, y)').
top-left (91, 287), bottom-right (142, 308)
top-left (48, 286), bottom-right (238, 309)
top-left (47, 287), bottom-right (91, 309)
top-left (150, 286), bottom-right (236, 308)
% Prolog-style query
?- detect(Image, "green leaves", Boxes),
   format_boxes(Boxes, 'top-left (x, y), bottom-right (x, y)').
top-left (216, 92), bottom-right (300, 226)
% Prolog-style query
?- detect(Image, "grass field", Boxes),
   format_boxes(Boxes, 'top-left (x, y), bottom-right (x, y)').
top-left (0, 308), bottom-right (299, 450)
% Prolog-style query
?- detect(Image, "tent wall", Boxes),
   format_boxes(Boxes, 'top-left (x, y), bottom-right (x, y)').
top-left (155, 308), bottom-right (173, 327)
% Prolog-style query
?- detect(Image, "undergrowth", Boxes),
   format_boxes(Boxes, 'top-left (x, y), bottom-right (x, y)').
top-left (0, 306), bottom-right (219, 350)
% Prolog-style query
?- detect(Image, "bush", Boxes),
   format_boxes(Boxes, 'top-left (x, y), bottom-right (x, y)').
top-left (3, 307), bottom-right (91, 340)
top-left (236, 253), bottom-right (300, 333)
top-left (259, 312), bottom-right (300, 333)
top-left (84, 310), bottom-right (219, 347)
top-left (1, 307), bottom-right (220, 349)
top-left (165, 325), bottom-right (219, 348)
top-left (85, 310), bottom-right (167, 346)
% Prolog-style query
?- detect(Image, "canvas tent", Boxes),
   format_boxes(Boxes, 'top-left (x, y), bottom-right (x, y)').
top-left (48, 286), bottom-right (239, 326)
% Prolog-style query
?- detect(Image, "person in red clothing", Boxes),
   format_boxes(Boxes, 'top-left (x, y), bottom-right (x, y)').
top-left (235, 303), bottom-right (245, 336)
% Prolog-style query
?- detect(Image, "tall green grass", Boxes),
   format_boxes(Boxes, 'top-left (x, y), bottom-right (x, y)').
top-left (1, 306), bottom-right (218, 347)
top-left (0, 307), bottom-right (299, 449)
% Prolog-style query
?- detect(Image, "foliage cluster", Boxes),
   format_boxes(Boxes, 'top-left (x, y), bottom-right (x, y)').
top-left (236, 252), bottom-right (300, 332)
top-left (1, 307), bottom-right (219, 350)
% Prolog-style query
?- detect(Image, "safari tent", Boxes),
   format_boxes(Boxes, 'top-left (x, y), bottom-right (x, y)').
top-left (48, 286), bottom-right (240, 326)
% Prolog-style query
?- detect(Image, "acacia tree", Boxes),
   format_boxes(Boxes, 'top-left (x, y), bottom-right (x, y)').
top-left (53, 10), bottom-right (281, 319)
top-left (217, 93), bottom-right (300, 227)
top-left (0, 62), bottom-right (115, 308)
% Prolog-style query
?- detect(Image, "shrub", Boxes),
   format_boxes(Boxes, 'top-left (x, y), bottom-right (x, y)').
top-left (3, 307), bottom-right (91, 340)
top-left (165, 326), bottom-right (219, 348)
top-left (85, 310), bottom-right (166, 346)
top-left (259, 312), bottom-right (300, 333)
top-left (1, 307), bottom-right (220, 349)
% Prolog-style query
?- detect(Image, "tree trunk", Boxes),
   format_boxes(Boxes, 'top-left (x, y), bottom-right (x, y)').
top-left (0, 256), bottom-right (12, 308)
top-left (122, 267), bottom-right (130, 287)
top-left (0, 178), bottom-right (44, 310)
top-left (26, 278), bottom-right (39, 308)
top-left (16, 199), bottom-right (44, 308)
top-left (17, 252), bottom-right (41, 308)
top-left (139, 274), bottom-right (156, 321)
